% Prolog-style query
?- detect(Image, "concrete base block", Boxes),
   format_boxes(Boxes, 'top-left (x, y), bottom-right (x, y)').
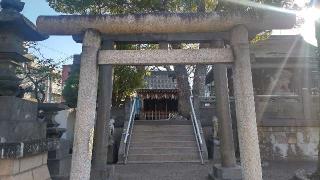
top-left (213, 140), bottom-right (221, 163)
top-left (209, 164), bottom-right (242, 180)
top-left (0, 153), bottom-right (51, 180)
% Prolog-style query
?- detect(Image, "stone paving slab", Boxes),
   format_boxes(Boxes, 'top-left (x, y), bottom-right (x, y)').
top-left (110, 160), bottom-right (317, 180)
top-left (263, 161), bottom-right (317, 180)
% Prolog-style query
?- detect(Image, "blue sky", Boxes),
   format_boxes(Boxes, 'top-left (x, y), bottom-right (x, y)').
top-left (22, 0), bottom-right (81, 65)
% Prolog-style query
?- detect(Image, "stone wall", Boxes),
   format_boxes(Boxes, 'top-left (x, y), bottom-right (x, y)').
top-left (255, 95), bottom-right (320, 124)
top-left (0, 153), bottom-right (50, 180)
top-left (255, 94), bottom-right (320, 160)
top-left (199, 95), bottom-right (320, 161)
top-left (0, 97), bottom-right (47, 142)
top-left (258, 126), bottom-right (319, 160)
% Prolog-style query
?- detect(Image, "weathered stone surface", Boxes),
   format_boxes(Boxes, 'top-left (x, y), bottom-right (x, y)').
top-left (91, 41), bottom-right (114, 180)
top-left (0, 32), bottom-right (25, 54)
top-left (0, 153), bottom-right (51, 180)
top-left (231, 25), bottom-right (262, 180)
top-left (0, 96), bottom-right (37, 122)
top-left (0, 3), bottom-right (48, 41)
top-left (99, 48), bottom-right (234, 65)
top-left (37, 11), bottom-right (295, 35)
top-left (250, 35), bottom-right (317, 59)
top-left (214, 64), bottom-right (237, 168)
top-left (0, 121), bottom-right (46, 142)
top-left (19, 154), bottom-right (43, 172)
top-left (32, 165), bottom-right (50, 180)
top-left (11, 170), bottom-right (33, 180)
top-left (73, 32), bottom-right (266, 44)
top-left (0, 159), bottom-right (20, 176)
top-left (70, 29), bottom-right (101, 180)
top-left (255, 95), bottom-right (304, 121)
top-left (258, 126), bottom-right (319, 160)
top-left (48, 140), bottom-right (71, 160)
top-left (210, 164), bottom-right (242, 180)
top-left (0, 96), bottom-right (46, 142)
top-left (42, 153), bottom-right (48, 164)
top-left (302, 88), bottom-right (312, 120)
top-left (0, 0), bottom-right (25, 13)
top-left (48, 157), bottom-right (71, 177)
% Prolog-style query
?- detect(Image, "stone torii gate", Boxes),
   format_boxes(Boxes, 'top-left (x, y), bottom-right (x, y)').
top-left (37, 12), bottom-right (295, 180)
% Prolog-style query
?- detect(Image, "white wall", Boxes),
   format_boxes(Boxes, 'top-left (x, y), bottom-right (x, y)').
top-left (54, 109), bottom-right (76, 141)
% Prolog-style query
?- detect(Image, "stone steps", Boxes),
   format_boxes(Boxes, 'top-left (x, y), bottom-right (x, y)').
top-left (133, 129), bottom-right (193, 137)
top-left (134, 124), bottom-right (193, 130)
top-left (112, 162), bottom-right (211, 180)
top-left (131, 140), bottom-right (197, 148)
top-left (129, 147), bottom-right (199, 154)
top-left (127, 153), bottom-right (200, 163)
top-left (133, 125), bottom-right (194, 131)
top-left (126, 123), bottom-right (201, 164)
top-left (131, 135), bottom-right (196, 141)
top-left (135, 120), bottom-right (192, 125)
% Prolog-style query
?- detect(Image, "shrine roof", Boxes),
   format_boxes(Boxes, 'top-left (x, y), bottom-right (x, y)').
top-left (250, 35), bottom-right (317, 59)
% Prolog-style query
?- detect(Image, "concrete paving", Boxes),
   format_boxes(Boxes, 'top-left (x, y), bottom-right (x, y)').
top-left (263, 160), bottom-right (317, 180)
top-left (110, 160), bottom-right (317, 180)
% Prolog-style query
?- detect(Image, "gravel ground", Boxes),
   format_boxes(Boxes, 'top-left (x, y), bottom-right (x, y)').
top-left (110, 160), bottom-right (317, 180)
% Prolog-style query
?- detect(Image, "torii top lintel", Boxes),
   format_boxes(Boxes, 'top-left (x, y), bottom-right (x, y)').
top-left (36, 11), bottom-right (295, 36)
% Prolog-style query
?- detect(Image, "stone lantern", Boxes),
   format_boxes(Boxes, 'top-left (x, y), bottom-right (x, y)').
top-left (0, 1), bottom-right (56, 180)
top-left (0, 0), bottom-right (48, 96)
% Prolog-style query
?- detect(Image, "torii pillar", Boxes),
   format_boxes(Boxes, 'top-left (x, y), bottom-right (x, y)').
top-left (210, 40), bottom-right (242, 180)
top-left (90, 41), bottom-right (114, 180)
top-left (70, 29), bottom-right (101, 180)
top-left (231, 25), bottom-right (263, 180)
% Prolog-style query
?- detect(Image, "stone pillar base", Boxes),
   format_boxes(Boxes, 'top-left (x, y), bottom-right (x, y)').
top-left (209, 164), bottom-right (242, 180)
top-left (90, 166), bottom-right (115, 180)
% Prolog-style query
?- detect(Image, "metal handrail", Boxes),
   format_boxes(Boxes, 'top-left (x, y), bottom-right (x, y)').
top-left (123, 98), bottom-right (137, 164)
top-left (189, 91), bottom-right (204, 164)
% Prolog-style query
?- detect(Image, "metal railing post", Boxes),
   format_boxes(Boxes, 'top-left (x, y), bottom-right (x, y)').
top-left (189, 90), bottom-right (204, 164)
top-left (123, 98), bottom-right (137, 164)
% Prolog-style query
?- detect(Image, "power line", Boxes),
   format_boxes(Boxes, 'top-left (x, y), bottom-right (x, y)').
top-left (37, 42), bottom-right (73, 57)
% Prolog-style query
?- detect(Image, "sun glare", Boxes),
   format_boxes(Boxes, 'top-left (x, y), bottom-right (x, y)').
top-left (224, 0), bottom-right (320, 46)
top-left (295, 0), bottom-right (308, 7)
top-left (299, 7), bottom-right (320, 46)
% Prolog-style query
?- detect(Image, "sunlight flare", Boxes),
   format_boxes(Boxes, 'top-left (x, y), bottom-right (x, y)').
top-left (223, 0), bottom-right (320, 46)
top-left (299, 7), bottom-right (320, 46)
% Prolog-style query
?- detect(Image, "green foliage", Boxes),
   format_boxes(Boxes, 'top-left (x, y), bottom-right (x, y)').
top-left (62, 64), bottom-right (147, 108)
top-left (62, 43), bottom-right (148, 108)
top-left (112, 66), bottom-right (146, 106)
top-left (250, 30), bottom-right (272, 43)
top-left (62, 66), bottom-right (79, 108)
